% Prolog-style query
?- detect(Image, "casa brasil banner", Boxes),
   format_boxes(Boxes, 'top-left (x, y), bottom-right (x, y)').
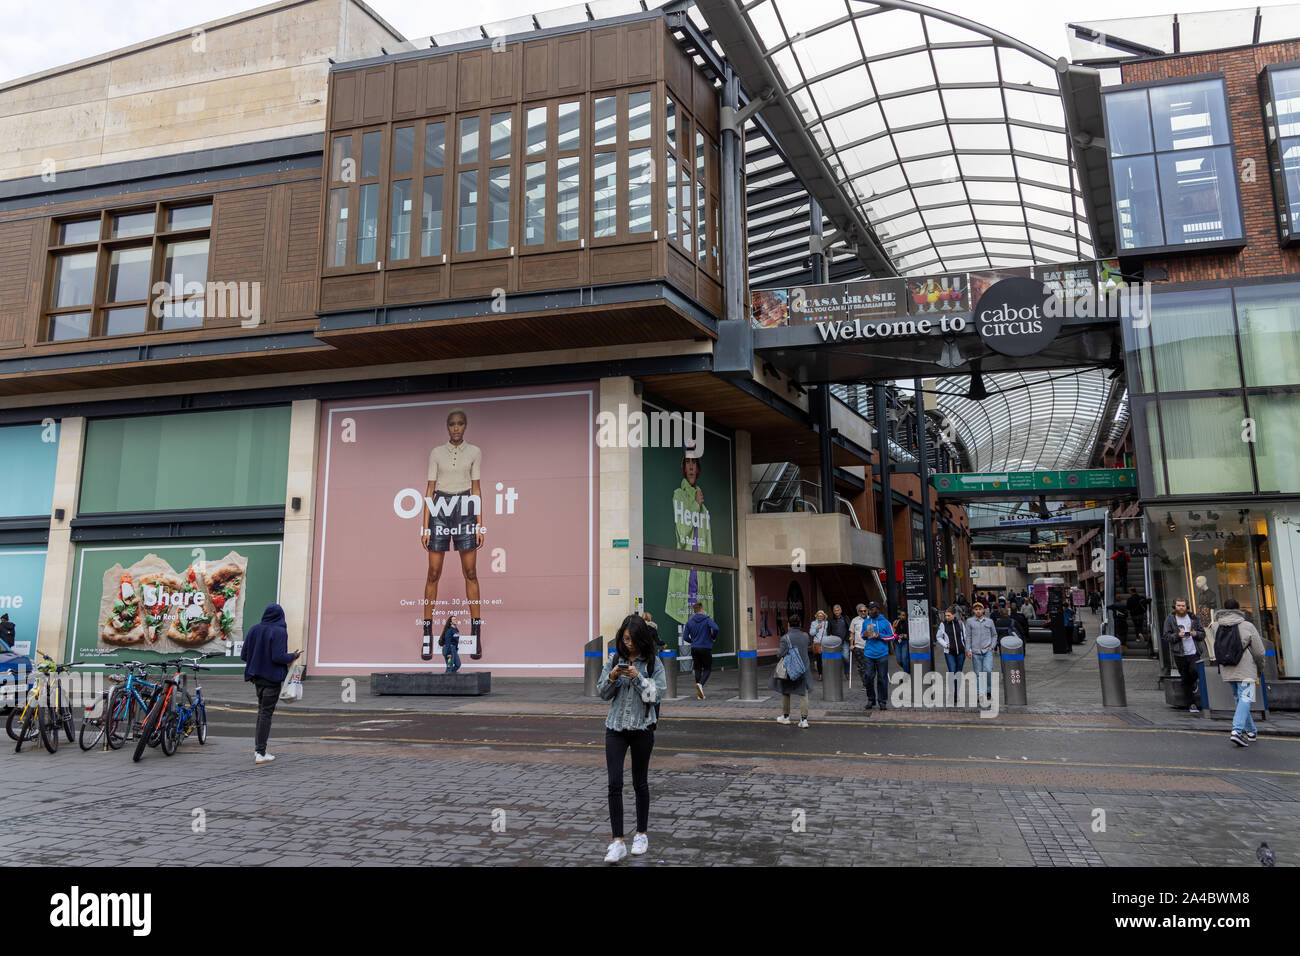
top-left (68, 538), bottom-right (281, 668)
top-left (309, 384), bottom-right (598, 675)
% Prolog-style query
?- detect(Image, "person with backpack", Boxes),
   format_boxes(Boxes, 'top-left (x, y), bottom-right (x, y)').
top-left (769, 613), bottom-right (813, 727)
top-left (683, 602), bottom-right (719, 699)
top-left (597, 614), bottom-right (667, 862)
top-left (1209, 599), bottom-right (1267, 747)
top-left (1161, 598), bottom-right (1205, 713)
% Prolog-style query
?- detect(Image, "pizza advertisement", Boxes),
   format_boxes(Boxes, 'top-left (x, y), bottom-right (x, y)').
top-left (95, 552), bottom-right (248, 653)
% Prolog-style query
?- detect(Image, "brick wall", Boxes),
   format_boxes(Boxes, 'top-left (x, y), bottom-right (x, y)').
top-left (1121, 41), bottom-right (1300, 282)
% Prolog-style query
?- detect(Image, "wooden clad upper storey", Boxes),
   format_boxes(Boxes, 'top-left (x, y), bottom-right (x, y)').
top-left (318, 17), bottom-right (725, 322)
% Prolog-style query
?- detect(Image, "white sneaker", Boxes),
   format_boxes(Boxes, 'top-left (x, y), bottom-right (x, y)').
top-left (696, 683), bottom-right (704, 700)
top-left (254, 752), bottom-right (276, 764)
top-left (630, 833), bottom-right (649, 856)
top-left (604, 840), bottom-right (628, 863)
top-left (776, 715), bottom-right (790, 724)
top-left (798, 719), bottom-right (809, 728)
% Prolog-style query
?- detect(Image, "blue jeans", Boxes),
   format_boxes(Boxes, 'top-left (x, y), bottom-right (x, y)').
top-left (862, 654), bottom-right (890, 707)
top-left (971, 650), bottom-right (995, 698)
top-left (944, 652), bottom-right (966, 701)
top-left (894, 640), bottom-right (911, 674)
top-left (1231, 681), bottom-right (1257, 735)
top-left (444, 646), bottom-right (462, 673)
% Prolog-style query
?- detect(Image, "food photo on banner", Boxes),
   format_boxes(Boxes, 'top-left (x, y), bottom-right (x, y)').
top-left (67, 539), bottom-right (281, 667)
top-left (905, 274), bottom-right (968, 314)
top-left (309, 384), bottom-right (598, 675)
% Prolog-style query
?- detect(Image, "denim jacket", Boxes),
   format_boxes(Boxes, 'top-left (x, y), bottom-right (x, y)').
top-left (598, 654), bottom-right (667, 731)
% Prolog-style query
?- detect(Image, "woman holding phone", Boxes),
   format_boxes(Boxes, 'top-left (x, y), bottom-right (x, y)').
top-left (597, 614), bottom-right (666, 863)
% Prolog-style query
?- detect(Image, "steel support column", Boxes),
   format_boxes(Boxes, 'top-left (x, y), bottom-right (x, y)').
top-left (875, 384), bottom-right (897, 619)
top-left (914, 379), bottom-right (936, 628)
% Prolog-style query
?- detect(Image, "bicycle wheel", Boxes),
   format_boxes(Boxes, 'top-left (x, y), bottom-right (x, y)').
top-left (80, 696), bottom-right (108, 751)
top-left (6, 704), bottom-right (28, 742)
top-left (104, 688), bottom-right (127, 749)
top-left (195, 702), bottom-right (207, 745)
top-left (61, 703), bottom-right (76, 744)
top-left (13, 705), bottom-right (36, 752)
top-left (38, 703), bottom-right (59, 754)
top-left (160, 706), bottom-right (179, 756)
top-left (132, 696), bottom-right (164, 763)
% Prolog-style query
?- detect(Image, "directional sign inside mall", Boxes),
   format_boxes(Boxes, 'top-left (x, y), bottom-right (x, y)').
top-left (933, 469), bottom-right (1136, 495)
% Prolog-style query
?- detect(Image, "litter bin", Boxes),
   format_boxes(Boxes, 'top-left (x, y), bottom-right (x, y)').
top-left (584, 637), bottom-right (604, 696)
top-left (821, 637), bottom-right (844, 702)
top-left (1000, 636), bottom-right (1026, 705)
top-left (1097, 634), bottom-right (1127, 707)
top-left (909, 635), bottom-right (932, 682)
top-left (659, 647), bottom-right (678, 699)
top-left (1262, 638), bottom-right (1280, 683)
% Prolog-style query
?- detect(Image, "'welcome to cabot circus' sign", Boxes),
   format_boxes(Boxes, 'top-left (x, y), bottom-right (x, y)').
top-left (750, 259), bottom-right (1127, 358)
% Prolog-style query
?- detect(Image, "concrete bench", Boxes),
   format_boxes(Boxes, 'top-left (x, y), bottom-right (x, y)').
top-left (370, 672), bottom-right (491, 696)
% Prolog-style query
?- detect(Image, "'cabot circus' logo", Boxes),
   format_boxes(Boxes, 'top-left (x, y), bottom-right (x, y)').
top-left (973, 278), bottom-right (1062, 357)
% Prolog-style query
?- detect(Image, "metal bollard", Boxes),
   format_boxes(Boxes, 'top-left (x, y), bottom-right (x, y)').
top-left (1000, 635), bottom-right (1026, 705)
top-left (659, 648), bottom-right (678, 699)
top-left (738, 650), bottom-right (759, 700)
top-left (908, 635), bottom-right (932, 682)
top-left (1097, 634), bottom-right (1127, 707)
top-left (584, 637), bottom-right (604, 696)
top-left (822, 642), bottom-right (844, 702)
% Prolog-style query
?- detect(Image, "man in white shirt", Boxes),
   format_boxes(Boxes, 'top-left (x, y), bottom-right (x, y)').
top-left (849, 603), bottom-right (868, 687)
top-left (420, 408), bottom-right (485, 662)
top-left (1161, 598), bottom-right (1205, 713)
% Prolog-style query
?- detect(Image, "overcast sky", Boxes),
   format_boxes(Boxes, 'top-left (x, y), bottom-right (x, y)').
top-left (0, 0), bottom-right (1293, 84)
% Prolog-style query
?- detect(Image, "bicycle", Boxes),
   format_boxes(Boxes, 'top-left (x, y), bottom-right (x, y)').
top-left (133, 659), bottom-right (189, 762)
top-left (160, 653), bottom-right (218, 755)
top-left (102, 661), bottom-right (162, 751)
top-left (79, 660), bottom-right (144, 751)
top-left (10, 653), bottom-right (84, 754)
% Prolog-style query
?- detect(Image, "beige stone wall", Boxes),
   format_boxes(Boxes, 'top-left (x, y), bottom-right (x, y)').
top-left (0, 0), bottom-right (408, 182)
top-left (36, 417), bottom-right (85, 660)
top-left (598, 378), bottom-right (643, 643)
top-left (279, 400), bottom-right (321, 657)
top-left (745, 511), bottom-right (884, 570)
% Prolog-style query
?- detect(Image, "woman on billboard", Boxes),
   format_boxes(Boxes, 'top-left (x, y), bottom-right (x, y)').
top-left (420, 408), bottom-right (484, 662)
top-left (666, 443), bottom-right (713, 627)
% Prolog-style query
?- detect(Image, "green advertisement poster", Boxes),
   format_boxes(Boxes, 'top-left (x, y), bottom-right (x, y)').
top-left (644, 563), bottom-right (735, 658)
top-left (67, 537), bottom-right (282, 670)
top-left (641, 403), bottom-right (734, 558)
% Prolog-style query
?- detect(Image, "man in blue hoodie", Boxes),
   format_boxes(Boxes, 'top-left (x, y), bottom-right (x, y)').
top-left (240, 604), bottom-right (299, 765)
top-left (861, 602), bottom-right (893, 710)
top-left (683, 601), bottom-right (719, 700)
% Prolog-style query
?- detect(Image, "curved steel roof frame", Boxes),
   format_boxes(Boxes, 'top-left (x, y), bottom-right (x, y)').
top-left (696, 0), bottom-right (1095, 279)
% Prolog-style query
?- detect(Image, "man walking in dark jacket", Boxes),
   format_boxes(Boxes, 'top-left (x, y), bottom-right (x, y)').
top-left (683, 602), bottom-right (719, 699)
top-left (240, 604), bottom-right (299, 765)
top-left (1161, 598), bottom-right (1205, 713)
top-left (827, 604), bottom-right (851, 678)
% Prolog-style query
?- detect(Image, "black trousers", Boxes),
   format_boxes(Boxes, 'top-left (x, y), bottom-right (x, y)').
top-left (605, 727), bottom-right (654, 838)
top-left (252, 678), bottom-right (280, 754)
top-left (1173, 653), bottom-right (1199, 704)
top-left (692, 648), bottom-right (713, 686)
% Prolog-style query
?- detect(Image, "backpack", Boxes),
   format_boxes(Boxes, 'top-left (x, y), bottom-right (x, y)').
top-left (1213, 622), bottom-right (1244, 667)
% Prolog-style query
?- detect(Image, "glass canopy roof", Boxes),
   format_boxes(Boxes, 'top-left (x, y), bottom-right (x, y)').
top-left (717, 0), bottom-right (1095, 285)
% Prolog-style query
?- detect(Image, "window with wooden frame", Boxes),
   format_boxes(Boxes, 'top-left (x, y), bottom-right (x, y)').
top-left (591, 88), bottom-right (656, 244)
top-left (324, 127), bottom-right (386, 271)
top-left (43, 200), bottom-right (212, 342)
top-left (455, 108), bottom-right (515, 258)
top-left (666, 96), bottom-right (694, 257)
top-left (520, 99), bottom-right (584, 252)
top-left (386, 117), bottom-right (450, 266)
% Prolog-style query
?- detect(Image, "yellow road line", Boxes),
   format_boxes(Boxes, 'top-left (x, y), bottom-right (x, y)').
top-left (310, 734), bottom-right (1300, 778)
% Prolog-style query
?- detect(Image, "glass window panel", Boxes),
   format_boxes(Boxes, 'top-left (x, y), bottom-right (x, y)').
top-left (111, 211), bottom-right (154, 239)
top-left (487, 169), bottom-right (510, 250)
top-left (425, 122), bottom-right (446, 169)
top-left (666, 154), bottom-right (677, 239)
top-left (628, 148), bottom-right (652, 235)
top-left (459, 117), bottom-right (479, 165)
top-left (49, 311), bottom-right (91, 341)
top-left (1272, 68), bottom-right (1300, 137)
top-left (361, 131), bottom-right (382, 178)
top-left (594, 96), bottom-right (617, 147)
top-left (60, 219), bottom-right (99, 244)
top-left (1252, 393), bottom-right (1300, 492)
top-left (666, 97), bottom-right (676, 149)
top-left (681, 174), bottom-right (693, 253)
top-left (331, 136), bottom-right (352, 182)
top-left (1157, 395), bottom-right (1253, 495)
top-left (104, 306), bottom-right (148, 337)
top-left (593, 151), bottom-right (617, 238)
top-left (696, 178), bottom-right (706, 261)
top-left (1105, 89), bottom-right (1154, 157)
top-left (458, 171), bottom-right (478, 252)
top-left (106, 246), bottom-right (151, 302)
top-left (393, 126), bottom-right (414, 174)
top-left (328, 188), bottom-right (349, 267)
top-left (628, 91), bottom-right (651, 142)
top-left (1156, 147), bottom-right (1241, 244)
top-left (1111, 155), bottom-right (1165, 249)
top-left (50, 252), bottom-right (96, 308)
top-left (1234, 282), bottom-right (1300, 387)
top-left (526, 107), bottom-right (547, 154)
top-left (557, 101), bottom-right (580, 152)
top-left (357, 184), bottom-right (379, 264)
top-left (162, 239), bottom-right (209, 292)
top-left (1150, 79), bottom-right (1230, 152)
top-left (1149, 288), bottom-right (1239, 391)
top-left (711, 197), bottom-right (719, 269)
top-left (524, 161), bottom-right (546, 246)
top-left (489, 112), bottom-right (512, 160)
top-left (159, 298), bottom-right (204, 330)
top-left (165, 204), bottom-right (212, 231)
top-left (421, 175), bottom-right (443, 257)
top-left (1278, 136), bottom-right (1300, 239)
top-left (390, 179), bottom-right (412, 261)
top-left (557, 156), bottom-right (580, 243)
top-left (1143, 402), bottom-right (1166, 496)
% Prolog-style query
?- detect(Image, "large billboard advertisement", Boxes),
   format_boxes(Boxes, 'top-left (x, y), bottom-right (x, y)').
top-left (753, 568), bottom-right (812, 655)
top-left (67, 538), bottom-right (282, 669)
top-left (0, 547), bottom-right (46, 655)
top-left (309, 384), bottom-right (598, 675)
